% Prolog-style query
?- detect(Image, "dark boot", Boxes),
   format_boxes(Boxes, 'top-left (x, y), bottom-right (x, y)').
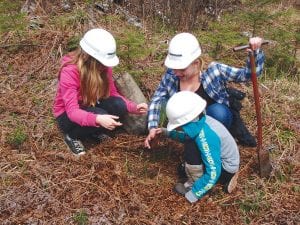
top-left (177, 162), bottom-right (188, 182)
top-left (227, 88), bottom-right (257, 147)
top-left (227, 87), bottom-right (246, 101)
top-left (229, 109), bottom-right (257, 147)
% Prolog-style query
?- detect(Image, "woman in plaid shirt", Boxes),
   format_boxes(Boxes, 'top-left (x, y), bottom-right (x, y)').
top-left (144, 33), bottom-right (265, 149)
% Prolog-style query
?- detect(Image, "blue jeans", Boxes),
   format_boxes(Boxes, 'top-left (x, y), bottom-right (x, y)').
top-left (56, 96), bottom-right (127, 139)
top-left (206, 103), bottom-right (232, 129)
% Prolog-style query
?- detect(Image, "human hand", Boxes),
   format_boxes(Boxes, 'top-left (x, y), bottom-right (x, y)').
top-left (144, 128), bottom-right (162, 149)
top-left (96, 114), bottom-right (122, 130)
top-left (249, 37), bottom-right (263, 51)
top-left (185, 190), bottom-right (199, 203)
top-left (136, 103), bottom-right (148, 114)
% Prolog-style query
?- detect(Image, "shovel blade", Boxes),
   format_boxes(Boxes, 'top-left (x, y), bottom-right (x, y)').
top-left (258, 147), bottom-right (272, 177)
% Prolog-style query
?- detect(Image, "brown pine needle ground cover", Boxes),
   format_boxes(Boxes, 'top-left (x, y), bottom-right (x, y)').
top-left (0, 1), bottom-right (299, 224)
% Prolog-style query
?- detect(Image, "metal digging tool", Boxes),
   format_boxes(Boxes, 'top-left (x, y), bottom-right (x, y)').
top-left (233, 40), bottom-right (272, 178)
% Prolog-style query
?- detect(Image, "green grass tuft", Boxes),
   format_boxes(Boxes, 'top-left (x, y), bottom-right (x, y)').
top-left (7, 127), bottom-right (27, 148)
top-left (73, 210), bottom-right (88, 225)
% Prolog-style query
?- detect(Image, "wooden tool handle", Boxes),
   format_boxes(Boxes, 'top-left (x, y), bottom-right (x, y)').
top-left (233, 40), bottom-right (270, 52)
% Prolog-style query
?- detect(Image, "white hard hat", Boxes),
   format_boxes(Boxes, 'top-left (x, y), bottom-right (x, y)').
top-left (79, 28), bottom-right (119, 67)
top-left (164, 33), bottom-right (202, 70)
top-left (166, 91), bottom-right (207, 131)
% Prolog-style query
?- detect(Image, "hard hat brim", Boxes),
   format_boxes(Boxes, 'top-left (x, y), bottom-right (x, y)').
top-left (98, 56), bottom-right (119, 67)
top-left (166, 105), bottom-right (205, 131)
top-left (164, 48), bottom-right (201, 70)
top-left (164, 56), bottom-right (191, 70)
top-left (166, 121), bottom-right (181, 131)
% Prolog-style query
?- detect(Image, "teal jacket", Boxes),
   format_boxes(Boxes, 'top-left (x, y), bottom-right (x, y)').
top-left (168, 116), bottom-right (222, 201)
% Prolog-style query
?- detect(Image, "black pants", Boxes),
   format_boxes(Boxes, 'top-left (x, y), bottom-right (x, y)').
top-left (56, 96), bottom-right (127, 139)
top-left (184, 140), bottom-right (234, 184)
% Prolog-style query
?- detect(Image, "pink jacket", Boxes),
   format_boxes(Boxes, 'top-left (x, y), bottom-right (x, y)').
top-left (53, 55), bottom-right (138, 127)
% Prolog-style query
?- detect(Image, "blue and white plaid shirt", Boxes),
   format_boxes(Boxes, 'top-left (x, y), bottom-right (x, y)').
top-left (147, 50), bottom-right (265, 129)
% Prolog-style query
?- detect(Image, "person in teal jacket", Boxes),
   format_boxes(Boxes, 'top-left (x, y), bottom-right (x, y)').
top-left (153, 91), bottom-right (239, 203)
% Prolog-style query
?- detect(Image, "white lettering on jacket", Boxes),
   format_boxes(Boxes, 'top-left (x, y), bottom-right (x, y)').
top-left (195, 129), bottom-right (217, 197)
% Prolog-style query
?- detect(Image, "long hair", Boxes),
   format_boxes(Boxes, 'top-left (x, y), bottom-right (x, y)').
top-left (195, 57), bottom-right (204, 72)
top-left (62, 48), bottom-right (109, 106)
top-left (199, 57), bottom-right (204, 71)
top-left (190, 57), bottom-right (204, 75)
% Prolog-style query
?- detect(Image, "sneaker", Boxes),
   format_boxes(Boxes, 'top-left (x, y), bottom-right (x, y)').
top-left (64, 134), bottom-right (85, 155)
top-left (90, 133), bottom-right (112, 143)
top-left (224, 173), bottom-right (239, 194)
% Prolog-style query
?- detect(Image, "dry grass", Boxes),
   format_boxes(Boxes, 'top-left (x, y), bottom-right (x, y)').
top-left (0, 1), bottom-right (299, 224)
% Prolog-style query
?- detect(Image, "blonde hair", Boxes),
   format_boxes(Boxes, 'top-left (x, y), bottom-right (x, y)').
top-left (199, 58), bottom-right (204, 71)
top-left (61, 48), bottom-right (109, 106)
top-left (191, 57), bottom-right (204, 73)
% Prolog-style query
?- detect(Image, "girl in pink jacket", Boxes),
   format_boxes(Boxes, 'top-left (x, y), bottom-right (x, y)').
top-left (53, 28), bottom-right (148, 155)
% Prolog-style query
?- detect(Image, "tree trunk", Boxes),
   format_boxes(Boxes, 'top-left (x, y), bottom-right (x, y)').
top-left (114, 72), bottom-right (148, 135)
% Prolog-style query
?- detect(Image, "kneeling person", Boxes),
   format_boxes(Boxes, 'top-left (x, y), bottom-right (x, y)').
top-left (157, 91), bottom-right (239, 203)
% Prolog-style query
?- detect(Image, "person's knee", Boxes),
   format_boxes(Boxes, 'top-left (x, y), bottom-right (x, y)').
top-left (206, 104), bottom-right (232, 129)
top-left (85, 106), bottom-right (108, 115)
top-left (109, 97), bottom-right (127, 116)
top-left (95, 96), bottom-right (127, 116)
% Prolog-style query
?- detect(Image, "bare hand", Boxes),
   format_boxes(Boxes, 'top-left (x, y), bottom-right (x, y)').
top-left (144, 128), bottom-right (162, 149)
top-left (249, 37), bottom-right (263, 50)
top-left (136, 103), bottom-right (148, 114)
top-left (96, 114), bottom-right (122, 130)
